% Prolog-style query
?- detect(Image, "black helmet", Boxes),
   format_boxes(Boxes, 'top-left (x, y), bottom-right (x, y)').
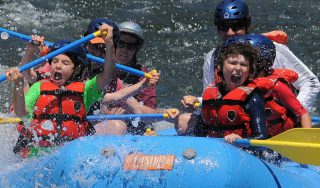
top-left (50, 40), bottom-right (89, 82)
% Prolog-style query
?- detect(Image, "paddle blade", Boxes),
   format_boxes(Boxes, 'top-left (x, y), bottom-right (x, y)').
top-left (0, 117), bottom-right (22, 124)
top-left (250, 128), bottom-right (320, 165)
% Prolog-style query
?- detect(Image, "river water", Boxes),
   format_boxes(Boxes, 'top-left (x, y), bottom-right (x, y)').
top-left (0, 0), bottom-right (319, 172)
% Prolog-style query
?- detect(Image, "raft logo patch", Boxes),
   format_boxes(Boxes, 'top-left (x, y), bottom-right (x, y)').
top-left (74, 101), bottom-right (82, 113)
top-left (124, 153), bottom-right (175, 170)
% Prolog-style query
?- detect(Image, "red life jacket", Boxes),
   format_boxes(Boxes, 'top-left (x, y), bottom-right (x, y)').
top-left (253, 69), bottom-right (298, 136)
top-left (202, 83), bottom-right (257, 138)
top-left (29, 80), bottom-right (88, 147)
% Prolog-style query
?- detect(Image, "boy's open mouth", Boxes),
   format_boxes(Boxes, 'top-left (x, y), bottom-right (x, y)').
top-left (54, 72), bottom-right (63, 80)
top-left (231, 75), bottom-right (241, 83)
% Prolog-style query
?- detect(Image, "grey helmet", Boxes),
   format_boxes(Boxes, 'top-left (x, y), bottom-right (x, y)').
top-left (118, 21), bottom-right (144, 48)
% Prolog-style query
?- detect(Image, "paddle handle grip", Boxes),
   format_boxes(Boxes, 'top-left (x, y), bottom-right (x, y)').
top-left (1, 27), bottom-right (150, 79)
top-left (87, 113), bottom-right (169, 121)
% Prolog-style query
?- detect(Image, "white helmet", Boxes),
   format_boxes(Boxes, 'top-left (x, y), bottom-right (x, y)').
top-left (118, 21), bottom-right (144, 46)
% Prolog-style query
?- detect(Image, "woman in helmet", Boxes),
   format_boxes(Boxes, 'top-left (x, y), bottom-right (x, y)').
top-left (241, 34), bottom-right (311, 136)
top-left (6, 23), bottom-right (116, 157)
top-left (201, 40), bottom-right (269, 143)
top-left (84, 19), bottom-right (178, 135)
top-left (113, 21), bottom-right (161, 135)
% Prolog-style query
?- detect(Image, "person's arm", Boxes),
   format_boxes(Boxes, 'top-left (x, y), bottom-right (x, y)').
top-left (273, 81), bottom-right (312, 128)
top-left (203, 49), bottom-right (216, 90)
top-left (103, 71), bottom-right (159, 104)
top-left (6, 68), bottom-right (27, 117)
top-left (96, 24), bottom-right (116, 92)
top-left (300, 113), bottom-right (312, 128)
top-left (19, 35), bottom-right (45, 84)
top-left (273, 43), bottom-right (320, 111)
top-left (125, 97), bottom-right (179, 122)
top-left (245, 92), bottom-right (269, 140)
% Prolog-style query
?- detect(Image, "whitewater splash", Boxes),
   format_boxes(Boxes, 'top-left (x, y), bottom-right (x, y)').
top-left (0, 112), bottom-right (20, 173)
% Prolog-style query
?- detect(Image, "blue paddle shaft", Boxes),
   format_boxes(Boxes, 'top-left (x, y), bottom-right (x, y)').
top-left (311, 116), bottom-right (320, 123)
top-left (1, 27), bottom-right (147, 78)
top-left (0, 32), bottom-right (96, 83)
top-left (86, 54), bottom-right (146, 77)
top-left (216, 138), bottom-right (251, 147)
top-left (87, 114), bottom-right (166, 121)
top-left (0, 27), bottom-right (53, 46)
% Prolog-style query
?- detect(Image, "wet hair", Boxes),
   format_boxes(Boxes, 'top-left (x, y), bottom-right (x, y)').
top-left (64, 52), bottom-right (89, 82)
top-left (216, 42), bottom-right (258, 79)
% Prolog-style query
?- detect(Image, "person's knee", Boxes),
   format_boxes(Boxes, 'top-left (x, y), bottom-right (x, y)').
top-left (94, 120), bottom-right (127, 135)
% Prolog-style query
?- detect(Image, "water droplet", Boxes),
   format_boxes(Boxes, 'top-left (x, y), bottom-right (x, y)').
top-left (2, 102), bottom-right (9, 108)
top-left (41, 120), bottom-right (54, 131)
top-left (32, 29), bottom-right (38, 34)
top-left (1, 32), bottom-right (9, 40)
top-left (131, 117), bottom-right (140, 128)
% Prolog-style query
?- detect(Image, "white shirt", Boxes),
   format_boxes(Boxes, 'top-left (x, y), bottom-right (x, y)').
top-left (202, 42), bottom-right (320, 111)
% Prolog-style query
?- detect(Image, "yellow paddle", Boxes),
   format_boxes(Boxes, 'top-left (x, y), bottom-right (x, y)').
top-left (0, 117), bottom-right (22, 124)
top-left (235, 128), bottom-right (320, 166)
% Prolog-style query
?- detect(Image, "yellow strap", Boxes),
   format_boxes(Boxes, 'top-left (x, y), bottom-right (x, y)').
top-left (0, 117), bottom-right (22, 124)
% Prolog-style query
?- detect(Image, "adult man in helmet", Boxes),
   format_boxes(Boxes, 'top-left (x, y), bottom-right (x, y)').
top-left (176, 0), bottom-right (320, 136)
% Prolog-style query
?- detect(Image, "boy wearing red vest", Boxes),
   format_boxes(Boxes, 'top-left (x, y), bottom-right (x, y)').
top-left (201, 41), bottom-right (269, 143)
top-left (6, 23), bottom-right (116, 157)
top-left (233, 34), bottom-right (311, 136)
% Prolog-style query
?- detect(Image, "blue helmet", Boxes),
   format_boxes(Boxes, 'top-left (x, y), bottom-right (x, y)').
top-left (225, 34), bottom-right (276, 71)
top-left (84, 18), bottom-right (120, 44)
top-left (50, 40), bottom-right (89, 82)
top-left (243, 34), bottom-right (276, 64)
top-left (214, 0), bottom-right (251, 26)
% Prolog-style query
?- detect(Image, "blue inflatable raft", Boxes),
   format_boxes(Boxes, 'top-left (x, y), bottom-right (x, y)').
top-left (1, 135), bottom-right (320, 187)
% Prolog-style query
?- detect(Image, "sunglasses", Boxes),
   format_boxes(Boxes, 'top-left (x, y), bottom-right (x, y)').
top-left (117, 41), bottom-right (139, 50)
top-left (217, 21), bottom-right (247, 32)
top-left (88, 43), bottom-right (106, 54)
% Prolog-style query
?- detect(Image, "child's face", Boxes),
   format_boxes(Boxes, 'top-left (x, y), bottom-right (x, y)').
top-left (50, 54), bottom-right (75, 86)
top-left (222, 54), bottom-right (250, 90)
top-left (115, 34), bottom-right (139, 65)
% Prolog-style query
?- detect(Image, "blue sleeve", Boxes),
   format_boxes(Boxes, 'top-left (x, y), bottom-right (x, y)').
top-left (245, 92), bottom-right (269, 139)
